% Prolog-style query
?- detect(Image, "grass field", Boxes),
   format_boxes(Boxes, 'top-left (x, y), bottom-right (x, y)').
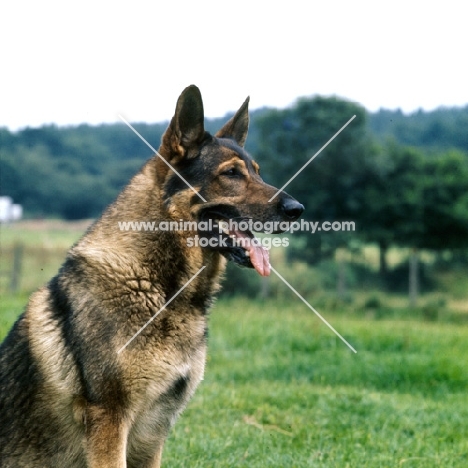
top-left (1, 298), bottom-right (467, 466)
top-left (1, 221), bottom-right (468, 466)
top-left (161, 298), bottom-right (468, 467)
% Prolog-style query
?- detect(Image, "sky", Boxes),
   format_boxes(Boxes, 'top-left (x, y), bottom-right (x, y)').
top-left (1, 0), bottom-right (466, 131)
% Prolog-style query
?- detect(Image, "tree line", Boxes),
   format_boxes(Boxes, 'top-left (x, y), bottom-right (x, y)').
top-left (1, 99), bottom-right (468, 275)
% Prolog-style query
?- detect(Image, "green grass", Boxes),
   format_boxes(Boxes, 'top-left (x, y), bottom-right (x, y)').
top-left (1, 220), bottom-right (467, 466)
top-left (0, 293), bottom-right (28, 336)
top-left (0, 219), bottom-right (90, 248)
top-left (0, 220), bottom-right (88, 293)
top-left (164, 299), bottom-right (468, 467)
top-left (1, 295), bottom-right (466, 466)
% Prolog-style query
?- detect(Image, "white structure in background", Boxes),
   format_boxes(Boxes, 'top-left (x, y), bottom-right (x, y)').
top-left (0, 196), bottom-right (23, 223)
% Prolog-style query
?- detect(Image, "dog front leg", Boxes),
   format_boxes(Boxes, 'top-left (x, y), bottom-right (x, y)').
top-left (84, 404), bottom-right (128, 468)
top-left (147, 444), bottom-right (164, 468)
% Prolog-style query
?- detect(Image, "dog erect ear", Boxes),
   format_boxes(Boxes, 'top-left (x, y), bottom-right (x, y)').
top-left (215, 97), bottom-right (250, 147)
top-left (161, 85), bottom-right (206, 162)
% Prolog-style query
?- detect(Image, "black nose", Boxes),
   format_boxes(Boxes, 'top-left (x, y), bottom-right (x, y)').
top-left (280, 198), bottom-right (304, 220)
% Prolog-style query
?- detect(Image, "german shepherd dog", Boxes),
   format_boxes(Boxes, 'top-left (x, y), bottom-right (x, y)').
top-left (0, 85), bottom-right (303, 467)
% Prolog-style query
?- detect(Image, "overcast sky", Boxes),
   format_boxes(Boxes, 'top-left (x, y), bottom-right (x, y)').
top-left (1, 0), bottom-right (466, 131)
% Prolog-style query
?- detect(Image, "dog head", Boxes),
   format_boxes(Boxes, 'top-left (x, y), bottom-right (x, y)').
top-left (156, 85), bottom-right (304, 276)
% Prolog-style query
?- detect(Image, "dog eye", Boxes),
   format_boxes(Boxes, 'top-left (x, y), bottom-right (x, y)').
top-left (222, 168), bottom-right (238, 177)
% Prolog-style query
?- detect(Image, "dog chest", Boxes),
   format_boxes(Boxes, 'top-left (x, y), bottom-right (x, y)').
top-left (125, 345), bottom-right (206, 459)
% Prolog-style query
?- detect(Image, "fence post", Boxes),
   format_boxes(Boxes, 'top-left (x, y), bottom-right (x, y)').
top-left (409, 248), bottom-right (419, 308)
top-left (260, 276), bottom-right (270, 299)
top-left (337, 259), bottom-right (347, 300)
top-left (10, 243), bottom-right (23, 293)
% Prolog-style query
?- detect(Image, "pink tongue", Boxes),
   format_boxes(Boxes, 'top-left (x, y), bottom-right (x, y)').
top-left (248, 243), bottom-right (271, 277)
top-left (233, 230), bottom-right (271, 277)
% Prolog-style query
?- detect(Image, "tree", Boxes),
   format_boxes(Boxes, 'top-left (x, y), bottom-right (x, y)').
top-left (357, 142), bottom-right (426, 277)
top-left (254, 96), bottom-right (369, 263)
top-left (369, 105), bottom-right (468, 153)
top-left (421, 150), bottom-right (468, 250)
top-left (357, 143), bottom-right (468, 303)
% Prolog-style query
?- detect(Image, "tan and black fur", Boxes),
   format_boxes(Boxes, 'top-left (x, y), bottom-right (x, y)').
top-left (0, 85), bottom-right (303, 467)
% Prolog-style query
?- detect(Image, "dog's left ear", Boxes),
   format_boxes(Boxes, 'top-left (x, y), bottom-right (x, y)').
top-left (175, 85), bottom-right (205, 151)
top-left (215, 97), bottom-right (250, 147)
top-left (161, 85), bottom-right (206, 163)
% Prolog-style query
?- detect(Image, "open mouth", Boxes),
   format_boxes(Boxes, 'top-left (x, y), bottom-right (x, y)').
top-left (195, 205), bottom-right (271, 276)
top-left (215, 218), bottom-right (270, 277)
